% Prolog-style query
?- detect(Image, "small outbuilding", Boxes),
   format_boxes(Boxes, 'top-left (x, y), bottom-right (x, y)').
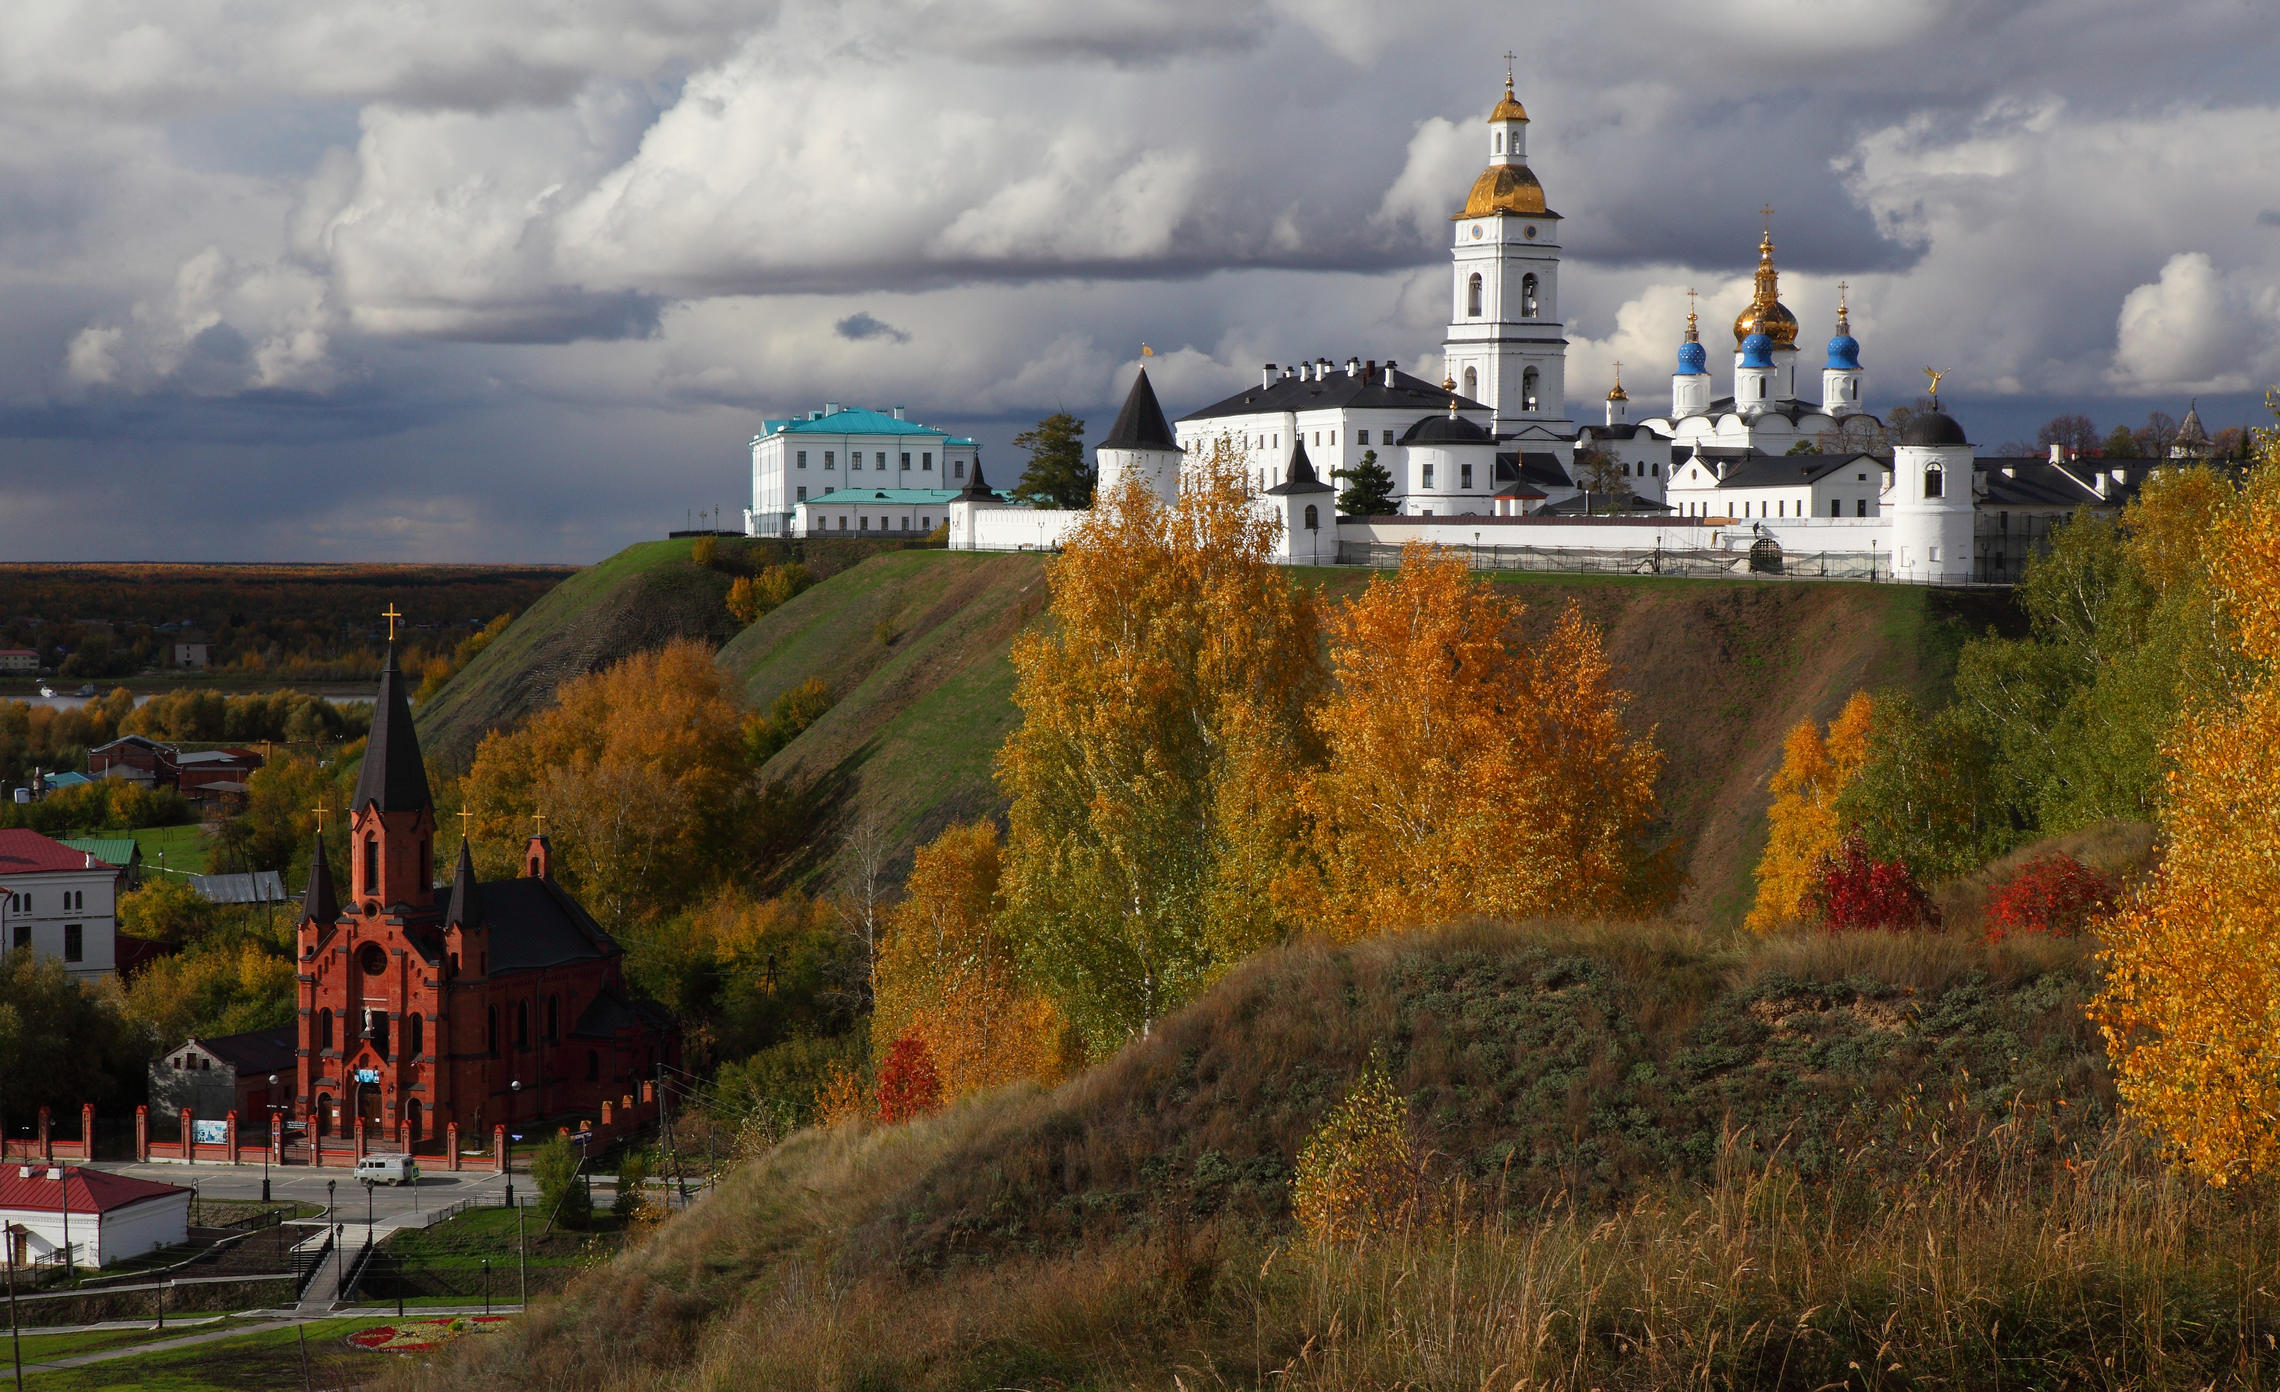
top-left (0, 1165), bottom-right (191, 1269)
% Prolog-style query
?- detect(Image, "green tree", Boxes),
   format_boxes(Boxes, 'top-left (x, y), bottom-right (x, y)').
top-left (1833, 693), bottom-right (2012, 881)
top-left (1333, 449), bottom-right (1397, 516)
top-left (1010, 412), bottom-right (1093, 508)
top-left (2103, 424), bottom-right (2142, 459)
top-left (531, 1134), bottom-right (591, 1229)
top-left (1574, 446), bottom-right (1631, 510)
top-left (0, 949), bottom-right (152, 1120)
top-left (612, 1152), bottom-right (649, 1221)
top-left (117, 878), bottom-right (217, 948)
top-left (120, 937), bottom-right (297, 1046)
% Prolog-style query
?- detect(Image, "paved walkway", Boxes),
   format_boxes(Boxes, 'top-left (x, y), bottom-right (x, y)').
top-left (10, 1305), bottom-right (525, 1374)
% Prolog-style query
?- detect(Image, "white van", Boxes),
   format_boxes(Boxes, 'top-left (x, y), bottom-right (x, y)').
top-left (355, 1154), bottom-right (420, 1187)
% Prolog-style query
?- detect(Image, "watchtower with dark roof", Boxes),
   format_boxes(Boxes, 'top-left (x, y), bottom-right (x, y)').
top-left (1095, 365), bottom-right (1184, 506)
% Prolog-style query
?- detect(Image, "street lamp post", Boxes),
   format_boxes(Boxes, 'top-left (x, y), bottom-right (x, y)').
top-left (503, 1081), bottom-right (520, 1208)
top-left (327, 1179), bottom-right (339, 1291)
top-left (261, 1074), bottom-right (279, 1203)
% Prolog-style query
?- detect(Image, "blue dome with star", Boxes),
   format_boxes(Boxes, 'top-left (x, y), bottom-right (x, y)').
top-left (1739, 332), bottom-right (1774, 369)
top-left (1676, 340), bottom-right (1707, 376)
top-left (1826, 333), bottom-right (1862, 371)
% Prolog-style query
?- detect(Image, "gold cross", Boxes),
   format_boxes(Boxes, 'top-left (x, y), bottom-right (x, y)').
top-left (1503, 50), bottom-right (1517, 86)
top-left (532, 811), bottom-right (548, 835)
top-left (311, 805), bottom-right (327, 831)
top-left (1760, 203), bottom-right (1775, 232)
top-left (457, 808), bottom-right (474, 838)
top-left (381, 604), bottom-right (403, 641)
top-left (1837, 279), bottom-right (1850, 306)
top-left (1611, 360), bottom-right (1622, 385)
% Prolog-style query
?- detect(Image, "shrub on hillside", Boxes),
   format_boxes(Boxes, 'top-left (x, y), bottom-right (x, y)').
top-left (612, 1152), bottom-right (649, 1222)
top-left (1292, 1057), bottom-right (1417, 1243)
top-left (1806, 834), bottom-right (1938, 933)
top-left (691, 536), bottom-right (719, 568)
top-left (1983, 855), bottom-right (2119, 941)
top-left (531, 1135), bottom-right (591, 1229)
top-left (876, 1031), bottom-right (942, 1124)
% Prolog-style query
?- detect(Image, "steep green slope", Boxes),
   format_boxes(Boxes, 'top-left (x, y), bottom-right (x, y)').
top-left (714, 550), bottom-right (1047, 882)
top-left (415, 539), bottom-right (739, 766)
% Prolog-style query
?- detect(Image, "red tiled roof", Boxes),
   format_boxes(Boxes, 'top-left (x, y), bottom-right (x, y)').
top-left (0, 1165), bottom-right (190, 1215)
top-left (0, 829), bottom-right (104, 876)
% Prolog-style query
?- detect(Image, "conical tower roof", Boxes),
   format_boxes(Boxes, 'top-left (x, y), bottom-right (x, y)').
top-left (301, 833), bottom-right (339, 925)
top-left (352, 646), bottom-right (433, 815)
top-left (958, 455), bottom-right (1001, 501)
top-left (1265, 436), bottom-right (1333, 495)
top-left (1100, 366), bottom-right (1179, 452)
top-left (444, 837), bottom-right (483, 929)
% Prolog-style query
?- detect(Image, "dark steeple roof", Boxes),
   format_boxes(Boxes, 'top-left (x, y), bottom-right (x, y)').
top-left (301, 834), bottom-right (338, 925)
top-left (351, 646), bottom-right (433, 815)
top-left (1100, 366), bottom-right (1179, 452)
top-left (1897, 410), bottom-right (1969, 447)
top-left (1264, 436), bottom-right (1334, 495)
top-left (444, 838), bottom-right (483, 929)
top-left (958, 455), bottom-right (1001, 501)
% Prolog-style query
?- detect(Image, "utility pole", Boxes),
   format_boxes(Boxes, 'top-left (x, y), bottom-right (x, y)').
top-left (7, 1218), bottom-right (23, 1392)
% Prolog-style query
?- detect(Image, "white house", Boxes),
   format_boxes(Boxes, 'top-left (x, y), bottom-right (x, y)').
top-left (1, 1166), bottom-right (190, 1269)
top-left (743, 404), bottom-right (982, 537)
top-left (0, 828), bottom-right (124, 979)
top-left (792, 487), bottom-right (964, 538)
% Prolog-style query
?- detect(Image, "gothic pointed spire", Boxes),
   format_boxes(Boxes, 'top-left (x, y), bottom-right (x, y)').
top-left (444, 837), bottom-right (484, 929)
top-left (301, 832), bottom-right (339, 926)
top-left (1264, 435), bottom-right (1333, 495)
top-left (352, 637), bottom-right (434, 815)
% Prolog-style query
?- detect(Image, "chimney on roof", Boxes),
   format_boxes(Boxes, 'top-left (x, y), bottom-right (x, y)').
top-left (1263, 363), bottom-right (1278, 388)
top-left (1282, 364), bottom-right (1296, 380)
top-left (1365, 359), bottom-right (1377, 379)
top-left (2049, 443), bottom-right (2066, 464)
top-left (824, 401), bottom-right (840, 415)
top-left (1383, 360), bottom-right (1398, 386)
top-left (892, 405), bottom-right (906, 421)
top-left (1346, 357), bottom-right (1360, 377)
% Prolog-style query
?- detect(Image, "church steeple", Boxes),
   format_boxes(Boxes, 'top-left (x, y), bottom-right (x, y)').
top-left (301, 832), bottom-right (339, 927)
top-left (348, 609), bottom-right (437, 913)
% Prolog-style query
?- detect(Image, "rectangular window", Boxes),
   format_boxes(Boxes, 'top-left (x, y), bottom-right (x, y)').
top-left (900, 452), bottom-right (911, 470)
top-left (1460, 463), bottom-right (1473, 489)
top-left (796, 486), bottom-right (807, 501)
top-left (860, 516), bottom-right (870, 531)
top-left (1831, 499), bottom-right (1842, 517)
top-left (1856, 499), bottom-right (1868, 517)
top-left (1929, 546), bottom-right (1941, 563)
top-left (825, 451), bottom-right (836, 469)
top-left (1357, 430), bottom-right (1370, 446)
top-left (952, 460), bottom-right (964, 480)
top-left (797, 451), bottom-right (808, 469)
top-left (900, 516), bottom-right (910, 530)
top-left (1423, 464), bottom-right (1435, 489)
top-left (9, 924), bottom-right (24, 950)
top-left (64, 924), bottom-right (82, 963)
top-left (839, 516), bottom-right (849, 531)
top-left (923, 452), bottom-right (933, 470)
top-left (876, 452), bottom-right (886, 468)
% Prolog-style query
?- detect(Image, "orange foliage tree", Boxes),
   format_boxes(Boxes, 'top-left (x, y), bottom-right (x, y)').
top-left (1282, 545), bottom-right (1663, 939)
top-left (871, 821), bottom-right (1068, 1104)
top-left (2093, 443), bottom-right (2280, 1181)
top-left (1747, 691), bottom-right (1879, 933)
top-left (460, 639), bottom-right (763, 930)
top-left (997, 444), bottom-right (1323, 1056)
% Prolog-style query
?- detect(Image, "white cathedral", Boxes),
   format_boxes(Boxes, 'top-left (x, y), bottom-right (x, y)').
top-left (797, 76), bottom-right (2147, 584)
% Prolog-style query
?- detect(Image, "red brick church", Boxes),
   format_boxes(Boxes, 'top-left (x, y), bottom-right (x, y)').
top-left (294, 644), bottom-right (675, 1149)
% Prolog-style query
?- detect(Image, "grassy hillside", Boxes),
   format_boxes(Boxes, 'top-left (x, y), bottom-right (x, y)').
top-left (399, 921), bottom-right (2236, 1392)
top-left (715, 550), bottom-right (1047, 882)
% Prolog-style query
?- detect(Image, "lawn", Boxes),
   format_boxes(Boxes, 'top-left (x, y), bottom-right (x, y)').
top-left (61, 821), bottom-right (212, 876)
top-left (20, 1315), bottom-right (411, 1391)
top-left (11, 1324), bottom-right (218, 1362)
top-left (366, 1204), bottom-right (627, 1303)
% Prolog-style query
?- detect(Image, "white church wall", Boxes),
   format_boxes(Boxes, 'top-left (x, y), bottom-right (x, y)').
top-left (950, 503), bottom-right (1085, 553)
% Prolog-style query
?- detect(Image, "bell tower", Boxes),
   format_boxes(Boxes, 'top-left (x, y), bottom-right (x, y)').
top-left (1442, 61), bottom-right (1571, 436)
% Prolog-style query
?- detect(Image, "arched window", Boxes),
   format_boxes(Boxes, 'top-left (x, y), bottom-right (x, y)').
top-left (547, 994), bottom-right (559, 1041)
top-left (1303, 504), bottom-right (1319, 531)
top-left (316, 1095), bottom-right (332, 1137)
top-left (1521, 273), bottom-right (1539, 317)
top-left (1494, 131), bottom-right (1503, 154)
top-left (318, 1008), bottom-right (334, 1051)
top-left (406, 1013), bottom-right (423, 1059)
top-left (1466, 273), bottom-right (1482, 318)
top-left (1924, 465), bottom-right (1944, 499)
top-left (362, 836), bottom-right (378, 894)
top-left (486, 1005), bottom-right (498, 1054)
top-left (1462, 366), bottom-right (1478, 399)
top-left (1521, 367), bottom-right (1540, 413)
top-left (406, 1099), bottom-right (422, 1139)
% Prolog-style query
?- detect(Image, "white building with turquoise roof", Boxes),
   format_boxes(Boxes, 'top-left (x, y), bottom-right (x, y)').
top-left (743, 403), bottom-right (982, 537)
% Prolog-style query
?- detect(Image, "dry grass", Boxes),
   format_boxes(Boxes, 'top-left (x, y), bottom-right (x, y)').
top-left (394, 919), bottom-right (2225, 1392)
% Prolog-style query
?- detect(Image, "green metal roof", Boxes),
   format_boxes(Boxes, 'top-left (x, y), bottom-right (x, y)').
top-left (762, 407), bottom-right (951, 438)
top-left (61, 837), bottom-right (140, 868)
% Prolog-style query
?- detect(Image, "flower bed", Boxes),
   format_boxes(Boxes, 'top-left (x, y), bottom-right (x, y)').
top-left (346, 1315), bottom-right (510, 1354)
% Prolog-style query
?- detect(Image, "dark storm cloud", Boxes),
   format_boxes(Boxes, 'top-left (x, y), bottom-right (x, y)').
top-left (0, 0), bottom-right (2275, 560)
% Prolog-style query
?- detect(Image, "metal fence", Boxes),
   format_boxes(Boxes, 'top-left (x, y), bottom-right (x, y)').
top-left (1333, 540), bottom-right (2012, 587)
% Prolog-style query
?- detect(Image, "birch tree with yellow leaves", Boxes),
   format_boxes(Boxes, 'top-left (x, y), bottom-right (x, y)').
top-left (2093, 442), bottom-right (2280, 1181)
top-left (1285, 544), bottom-right (1665, 939)
top-left (996, 442), bottom-right (1323, 1056)
top-left (1747, 692), bottom-right (1880, 933)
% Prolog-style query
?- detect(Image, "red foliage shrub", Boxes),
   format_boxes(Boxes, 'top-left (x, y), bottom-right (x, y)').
top-left (1807, 835), bottom-right (1939, 933)
top-left (1983, 855), bottom-right (2119, 941)
top-left (875, 1030), bottom-right (942, 1124)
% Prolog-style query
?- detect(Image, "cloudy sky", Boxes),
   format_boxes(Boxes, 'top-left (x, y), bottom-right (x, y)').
top-left (2, 0), bottom-right (2275, 561)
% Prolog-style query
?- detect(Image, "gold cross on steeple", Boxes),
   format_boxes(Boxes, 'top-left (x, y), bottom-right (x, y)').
top-left (311, 804), bottom-right (327, 831)
top-left (457, 808), bottom-right (474, 839)
top-left (1760, 203), bottom-right (1775, 232)
top-left (532, 811), bottom-right (548, 835)
top-left (1837, 279), bottom-right (1849, 307)
top-left (381, 604), bottom-right (403, 641)
top-left (1612, 359), bottom-right (1622, 383)
top-left (1503, 50), bottom-right (1517, 86)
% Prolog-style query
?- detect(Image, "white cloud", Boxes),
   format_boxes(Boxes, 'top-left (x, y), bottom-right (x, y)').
top-left (2108, 252), bottom-right (2265, 393)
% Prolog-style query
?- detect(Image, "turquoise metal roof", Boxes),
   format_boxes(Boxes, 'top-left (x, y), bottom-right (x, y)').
top-left (799, 488), bottom-right (967, 506)
top-left (766, 407), bottom-right (950, 438)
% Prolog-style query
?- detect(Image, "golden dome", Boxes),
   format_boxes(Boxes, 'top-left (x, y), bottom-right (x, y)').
top-left (1457, 163), bottom-right (1548, 218)
top-left (1731, 227), bottom-right (1799, 347)
top-left (1606, 383), bottom-right (1628, 402)
top-left (1489, 80), bottom-right (1528, 123)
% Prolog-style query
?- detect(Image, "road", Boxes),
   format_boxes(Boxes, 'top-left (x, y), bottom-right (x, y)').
top-left (84, 1158), bottom-right (517, 1232)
